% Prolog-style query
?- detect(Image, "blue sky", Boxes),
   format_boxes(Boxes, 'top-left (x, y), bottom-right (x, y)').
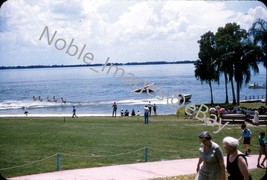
top-left (0, 0), bottom-right (266, 66)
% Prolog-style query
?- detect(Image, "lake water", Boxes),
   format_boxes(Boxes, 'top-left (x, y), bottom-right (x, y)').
top-left (0, 63), bottom-right (265, 116)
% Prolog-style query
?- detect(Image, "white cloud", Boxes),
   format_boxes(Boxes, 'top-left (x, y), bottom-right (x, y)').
top-left (0, 0), bottom-right (266, 66)
top-left (234, 6), bottom-right (267, 30)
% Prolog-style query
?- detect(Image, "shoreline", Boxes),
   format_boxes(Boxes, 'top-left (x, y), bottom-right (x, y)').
top-left (0, 113), bottom-right (113, 118)
top-left (0, 113), bottom-right (176, 118)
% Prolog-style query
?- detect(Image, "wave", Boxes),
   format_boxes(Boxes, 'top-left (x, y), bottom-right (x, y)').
top-left (0, 100), bottom-right (69, 110)
top-left (0, 97), bottom-right (170, 111)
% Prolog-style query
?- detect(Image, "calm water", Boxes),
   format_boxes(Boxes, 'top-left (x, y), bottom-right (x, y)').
top-left (0, 63), bottom-right (265, 115)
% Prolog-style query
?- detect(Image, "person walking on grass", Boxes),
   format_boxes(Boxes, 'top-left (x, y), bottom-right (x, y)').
top-left (239, 124), bottom-right (252, 156)
top-left (257, 132), bottom-right (267, 168)
top-left (196, 131), bottom-right (225, 180)
top-left (72, 106), bottom-right (78, 118)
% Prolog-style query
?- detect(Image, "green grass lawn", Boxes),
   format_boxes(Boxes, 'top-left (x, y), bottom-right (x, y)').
top-left (0, 115), bottom-right (266, 178)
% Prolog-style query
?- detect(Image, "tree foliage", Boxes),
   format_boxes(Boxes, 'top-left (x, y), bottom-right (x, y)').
top-left (195, 31), bottom-right (219, 105)
top-left (195, 19), bottom-right (267, 105)
top-left (249, 18), bottom-right (267, 105)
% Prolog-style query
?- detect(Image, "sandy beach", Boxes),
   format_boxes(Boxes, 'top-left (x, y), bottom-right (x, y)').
top-left (0, 113), bottom-right (112, 118)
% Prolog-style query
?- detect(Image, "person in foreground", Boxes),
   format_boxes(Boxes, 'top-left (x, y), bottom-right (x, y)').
top-left (222, 136), bottom-right (251, 180)
top-left (196, 131), bottom-right (225, 180)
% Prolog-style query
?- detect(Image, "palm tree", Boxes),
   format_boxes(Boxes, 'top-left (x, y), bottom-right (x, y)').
top-left (233, 34), bottom-right (259, 105)
top-left (194, 31), bottom-right (219, 105)
top-left (249, 18), bottom-right (267, 105)
top-left (216, 23), bottom-right (260, 105)
top-left (251, 20), bottom-right (267, 180)
top-left (215, 24), bottom-right (238, 104)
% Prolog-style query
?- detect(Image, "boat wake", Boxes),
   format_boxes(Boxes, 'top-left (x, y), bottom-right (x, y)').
top-left (0, 97), bottom-right (180, 111)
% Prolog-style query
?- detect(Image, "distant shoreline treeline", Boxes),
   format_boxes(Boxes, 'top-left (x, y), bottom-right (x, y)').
top-left (0, 60), bottom-right (195, 70)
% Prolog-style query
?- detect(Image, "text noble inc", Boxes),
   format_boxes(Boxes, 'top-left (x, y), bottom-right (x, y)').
top-left (38, 25), bottom-right (188, 109)
top-left (39, 26), bottom-right (94, 64)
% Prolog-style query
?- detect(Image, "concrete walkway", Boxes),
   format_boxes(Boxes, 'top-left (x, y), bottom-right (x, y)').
top-left (10, 155), bottom-right (260, 180)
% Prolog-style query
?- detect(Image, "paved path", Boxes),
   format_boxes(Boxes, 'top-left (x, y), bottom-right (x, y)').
top-left (10, 155), bottom-right (260, 180)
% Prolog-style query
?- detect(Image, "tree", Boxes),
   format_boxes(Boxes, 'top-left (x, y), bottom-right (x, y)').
top-left (215, 23), bottom-right (238, 104)
top-left (249, 18), bottom-right (267, 105)
top-left (194, 31), bottom-right (219, 105)
top-left (233, 34), bottom-right (259, 105)
top-left (215, 23), bottom-right (259, 105)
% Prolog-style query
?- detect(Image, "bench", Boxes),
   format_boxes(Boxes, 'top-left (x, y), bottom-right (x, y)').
top-left (221, 114), bottom-right (246, 124)
top-left (247, 115), bottom-right (267, 125)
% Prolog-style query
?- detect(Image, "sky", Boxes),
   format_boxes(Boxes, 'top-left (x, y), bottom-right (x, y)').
top-left (0, 0), bottom-right (266, 66)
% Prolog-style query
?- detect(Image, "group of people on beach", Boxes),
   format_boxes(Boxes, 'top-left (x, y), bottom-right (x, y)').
top-left (112, 102), bottom-right (140, 117)
top-left (32, 96), bottom-right (66, 103)
top-left (112, 101), bottom-right (158, 124)
top-left (119, 109), bottom-right (139, 117)
top-left (196, 126), bottom-right (266, 180)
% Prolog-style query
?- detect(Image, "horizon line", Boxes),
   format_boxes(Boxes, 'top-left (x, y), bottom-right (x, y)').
top-left (0, 60), bottom-right (196, 70)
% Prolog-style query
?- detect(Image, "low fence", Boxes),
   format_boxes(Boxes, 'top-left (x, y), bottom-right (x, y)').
top-left (244, 95), bottom-right (265, 100)
top-left (0, 147), bottom-right (149, 172)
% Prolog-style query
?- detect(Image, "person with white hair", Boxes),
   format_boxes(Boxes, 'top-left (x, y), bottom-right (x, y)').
top-left (196, 131), bottom-right (225, 180)
top-left (222, 136), bottom-right (251, 180)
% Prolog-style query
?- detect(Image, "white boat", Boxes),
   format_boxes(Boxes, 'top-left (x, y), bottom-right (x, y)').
top-left (248, 82), bottom-right (266, 89)
top-left (184, 94), bottom-right (192, 101)
top-left (168, 93), bottom-right (192, 102)
top-left (179, 93), bottom-right (192, 101)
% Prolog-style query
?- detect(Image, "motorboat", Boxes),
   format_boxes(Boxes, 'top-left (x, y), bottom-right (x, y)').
top-left (248, 82), bottom-right (266, 89)
top-left (178, 93), bottom-right (192, 101)
top-left (183, 94), bottom-right (192, 101)
top-left (168, 93), bottom-right (192, 102)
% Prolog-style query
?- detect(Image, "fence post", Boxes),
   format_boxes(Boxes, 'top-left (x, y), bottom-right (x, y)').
top-left (145, 147), bottom-right (148, 162)
top-left (57, 153), bottom-right (61, 171)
